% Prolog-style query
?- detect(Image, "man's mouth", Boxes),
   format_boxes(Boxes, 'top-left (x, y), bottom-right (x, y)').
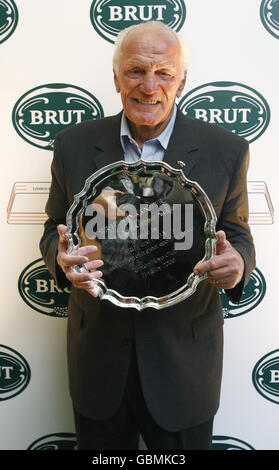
top-left (135, 99), bottom-right (159, 105)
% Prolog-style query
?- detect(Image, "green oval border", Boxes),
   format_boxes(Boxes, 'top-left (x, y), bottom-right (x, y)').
top-left (18, 258), bottom-right (70, 317)
top-left (12, 83), bottom-right (104, 150)
top-left (89, 0), bottom-right (187, 44)
top-left (260, 0), bottom-right (279, 40)
top-left (178, 81), bottom-right (271, 143)
top-left (212, 435), bottom-right (255, 450)
top-left (0, 0), bottom-right (18, 45)
top-left (221, 267), bottom-right (266, 319)
top-left (252, 349), bottom-right (279, 405)
top-left (27, 433), bottom-right (77, 450)
top-left (0, 344), bottom-right (31, 401)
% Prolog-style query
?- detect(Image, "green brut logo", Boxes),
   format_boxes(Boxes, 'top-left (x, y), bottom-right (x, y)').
top-left (12, 83), bottom-right (104, 150)
top-left (27, 433), bottom-right (77, 450)
top-left (260, 0), bottom-right (279, 39)
top-left (0, 0), bottom-right (18, 45)
top-left (18, 258), bottom-right (70, 317)
top-left (220, 268), bottom-right (266, 319)
top-left (252, 350), bottom-right (279, 404)
top-left (212, 436), bottom-right (255, 450)
top-left (0, 345), bottom-right (31, 401)
top-left (178, 81), bottom-right (270, 143)
top-left (90, 0), bottom-right (186, 44)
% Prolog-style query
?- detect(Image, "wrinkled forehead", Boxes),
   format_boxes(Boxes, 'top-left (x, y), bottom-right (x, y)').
top-left (120, 28), bottom-right (181, 64)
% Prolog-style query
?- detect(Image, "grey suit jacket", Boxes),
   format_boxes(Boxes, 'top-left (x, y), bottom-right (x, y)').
top-left (40, 109), bottom-right (255, 431)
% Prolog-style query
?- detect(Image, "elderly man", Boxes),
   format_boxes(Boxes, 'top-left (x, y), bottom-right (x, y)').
top-left (40, 21), bottom-right (255, 450)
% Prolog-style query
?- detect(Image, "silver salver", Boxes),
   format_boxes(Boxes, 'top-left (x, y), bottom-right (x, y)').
top-left (65, 159), bottom-right (217, 310)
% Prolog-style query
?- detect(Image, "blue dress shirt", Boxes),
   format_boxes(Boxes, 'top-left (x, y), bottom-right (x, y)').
top-left (120, 105), bottom-right (177, 163)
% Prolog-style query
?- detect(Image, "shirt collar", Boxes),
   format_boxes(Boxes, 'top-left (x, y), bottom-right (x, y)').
top-left (120, 105), bottom-right (177, 151)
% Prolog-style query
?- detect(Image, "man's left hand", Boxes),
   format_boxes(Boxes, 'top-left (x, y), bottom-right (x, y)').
top-left (193, 230), bottom-right (244, 290)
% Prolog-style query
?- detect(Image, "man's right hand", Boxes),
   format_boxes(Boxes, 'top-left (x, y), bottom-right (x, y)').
top-left (57, 224), bottom-right (104, 297)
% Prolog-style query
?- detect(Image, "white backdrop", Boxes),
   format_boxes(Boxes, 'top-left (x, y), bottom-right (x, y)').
top-left (1, 0), bottom-right (278, 450)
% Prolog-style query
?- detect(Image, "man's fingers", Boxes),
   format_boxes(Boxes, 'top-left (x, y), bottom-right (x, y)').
top-left (193, 261), bottom-right (207, 276)
top-left (216, 230), bottom-right (226, 244)
top-left (87, 286), bottom-right (101, 298)
top-left (193, 231), bottom-right (231, 277)
top-left (84, 259), bottom-right (104, 270)
top-left (57, 224), bottom-right (104, 295)
top-left (207, 266), bottom-right (230, 281)
top-left (57, 223), bottom-right (67, 235)
top-left (215, 230), bottom-right (229, 255)
top-left (91, 270), bottom-right (103, 279)
top-left (59, 245), bottom-right (99, 270)
top-left (67, 269), bottom-right (103, 284)
top-left (57, 224), bottom-right (68, 242)
top-left (72, 271), bottom-right (103, 298)
top-left (194, 257), bottom-right (225, 276)
top-left (62, 254), bottom-right (90, 268)
top-left (77, 245), bottom-right (99, 257)
top-left (65, 269), bottom-right (92, 283)
top-left (207, 276), bottom-right (235, 289)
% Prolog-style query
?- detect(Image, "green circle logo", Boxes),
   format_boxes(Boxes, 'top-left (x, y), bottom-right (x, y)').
top-left (90, 0), bottom-right (186, 44)
top-left (0, 345), bottom-right (31, 401)
top-left (18, 258), bottom-right (70, 317)
top-left (0, 0), bottom-right (18, 45)
top-left (212, 436), bottom-right (255, 450)
top-left (27, 433), bottom-right (77, 450)
top-left (12, 83), bottom-right (104, 150)
top-left (252, 350), bottom-right (279, 404)
top-left (220, 268), bottom-right (266, 319)
top-left (260, 0), bottom-right (279, 39)
top-left (178, 81), bottom-right (270, 143)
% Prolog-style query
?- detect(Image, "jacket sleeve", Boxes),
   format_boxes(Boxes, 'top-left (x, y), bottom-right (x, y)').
top-left (40, 134), bottom-right (71, 290)
top-left (217, 143), bottom-right (256, 303)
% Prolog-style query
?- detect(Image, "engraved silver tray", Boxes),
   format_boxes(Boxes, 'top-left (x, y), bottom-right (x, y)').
top-left (66, 159), bottom-right (217, 310)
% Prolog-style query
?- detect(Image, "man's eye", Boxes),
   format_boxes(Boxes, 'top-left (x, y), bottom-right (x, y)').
top-left (161, 71), bottom-right (172, 77)
top-left (127, 69), bottom-right (141, 76)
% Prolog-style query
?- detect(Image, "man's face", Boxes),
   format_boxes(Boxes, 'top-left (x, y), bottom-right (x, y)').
top-left (113, 28), bottom-right (186, 134)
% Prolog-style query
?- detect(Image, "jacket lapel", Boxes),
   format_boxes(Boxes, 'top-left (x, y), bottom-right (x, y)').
top-left (163, 108), bottom-right (200, 178)
top-left (93, 112), bottom-right (124, 170)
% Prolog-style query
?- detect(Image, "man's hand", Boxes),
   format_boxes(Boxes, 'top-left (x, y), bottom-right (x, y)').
top-left (57, 224), bottom-right (104, 297)
top-left (193, 230), bottom-right (244, 290)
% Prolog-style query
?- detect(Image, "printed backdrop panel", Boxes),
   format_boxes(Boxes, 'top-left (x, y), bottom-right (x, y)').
top-left (0, 0), bottom-right (278, 450)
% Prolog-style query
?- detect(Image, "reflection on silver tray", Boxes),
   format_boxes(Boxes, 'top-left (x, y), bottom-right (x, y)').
top-left (66, 159), bottom-right (217, 310)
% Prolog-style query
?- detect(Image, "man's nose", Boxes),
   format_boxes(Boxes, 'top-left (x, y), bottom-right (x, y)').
top-left (139, 72), bottom-right (158, 93)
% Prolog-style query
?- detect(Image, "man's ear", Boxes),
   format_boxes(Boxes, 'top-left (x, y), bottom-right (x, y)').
top-left (113, 70), bottom-right (120, 93)
top-left (176, 71), bottom-right (187, 98)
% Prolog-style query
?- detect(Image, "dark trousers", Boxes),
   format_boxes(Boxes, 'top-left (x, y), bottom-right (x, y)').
top-left (73, 343), bottom-right (213, 450)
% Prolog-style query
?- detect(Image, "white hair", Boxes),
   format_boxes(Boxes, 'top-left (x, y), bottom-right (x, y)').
top-left (113, 21), bottom-right (189, 78)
